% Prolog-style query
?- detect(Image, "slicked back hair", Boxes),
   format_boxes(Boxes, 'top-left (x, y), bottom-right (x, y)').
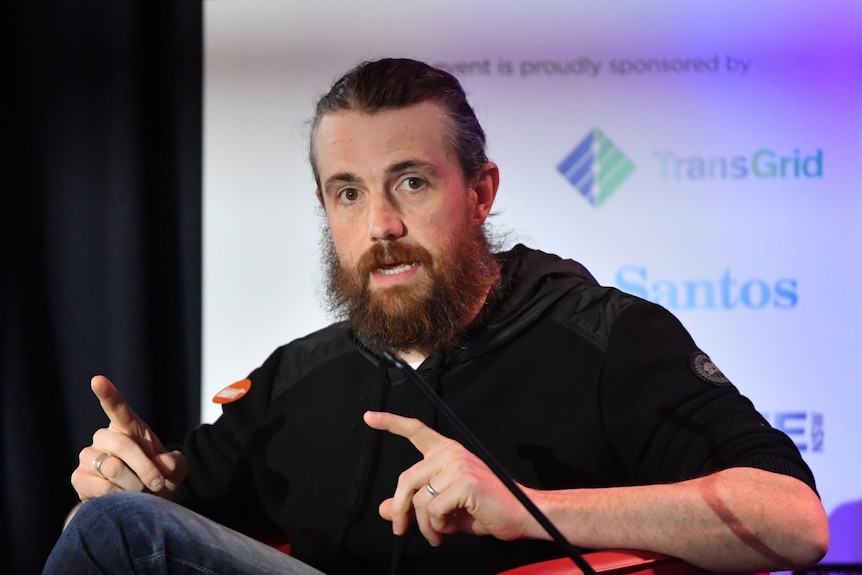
top-left (310, 58), bottom-right (488, 193)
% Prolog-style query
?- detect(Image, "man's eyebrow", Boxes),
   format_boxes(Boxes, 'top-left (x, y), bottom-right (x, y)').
top-left (322, 172), bottom-right (360, 192)
top-left (387, 159), bottom-right (436, 175)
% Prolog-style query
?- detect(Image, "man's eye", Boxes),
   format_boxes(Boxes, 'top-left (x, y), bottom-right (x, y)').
top-left (340, 188), bottom-right (359, 202)
top-left (402, 177), bottom-right (425, 190)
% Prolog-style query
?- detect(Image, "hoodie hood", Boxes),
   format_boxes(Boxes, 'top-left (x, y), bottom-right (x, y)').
top-left (448, 244), bottom-right (599, 363)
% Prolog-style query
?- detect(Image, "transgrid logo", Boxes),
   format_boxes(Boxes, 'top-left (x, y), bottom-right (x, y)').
top-left (557, 129), bottom-right (635, 206)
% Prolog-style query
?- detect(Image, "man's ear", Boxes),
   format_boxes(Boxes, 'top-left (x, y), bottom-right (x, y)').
top-left (315, 188), bottom-right (325, 207)
top-left (469, 162), bottom-right (499, 225)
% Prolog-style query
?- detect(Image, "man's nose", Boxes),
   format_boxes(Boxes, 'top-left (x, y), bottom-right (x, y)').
top-left (367, 192), bottom-right (405, 240)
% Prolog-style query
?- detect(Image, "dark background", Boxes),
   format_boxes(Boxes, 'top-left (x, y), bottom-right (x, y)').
top-left (3, 2), bottom-right (203, 572)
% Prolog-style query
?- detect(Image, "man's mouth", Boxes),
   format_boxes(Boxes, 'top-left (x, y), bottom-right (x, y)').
top-left (376, 263), bottom-right (416, 276)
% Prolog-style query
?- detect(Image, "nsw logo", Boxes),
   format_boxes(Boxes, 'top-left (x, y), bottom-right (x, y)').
top-left (557, 129), bottom-right (635, 206)
top-left (761, 411), bottom-right (824, 454)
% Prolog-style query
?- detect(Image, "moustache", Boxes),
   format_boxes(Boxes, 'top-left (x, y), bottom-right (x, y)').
top-left (356, 242), bottom-right (434, 279)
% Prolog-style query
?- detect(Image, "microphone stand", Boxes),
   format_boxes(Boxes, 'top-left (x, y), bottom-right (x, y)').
top-left (381, 349), bottom-right (597, 575)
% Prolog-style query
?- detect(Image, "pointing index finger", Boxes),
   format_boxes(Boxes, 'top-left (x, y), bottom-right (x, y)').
top-left (91, 375), bottom-right (140, 432)
top-left (363, 411), bottom-right (449, 455)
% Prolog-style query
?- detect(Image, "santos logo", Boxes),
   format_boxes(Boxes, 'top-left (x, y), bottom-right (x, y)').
top-left (654, 148), bottom-right (823, 180)
top-left (557, 129), bottom-right (635, 206)
top-left (616, 266), bottom-right (798, 310)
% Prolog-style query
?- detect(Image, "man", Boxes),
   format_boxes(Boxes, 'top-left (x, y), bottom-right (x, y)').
top-left (44, 58), bottom-right (828, 575)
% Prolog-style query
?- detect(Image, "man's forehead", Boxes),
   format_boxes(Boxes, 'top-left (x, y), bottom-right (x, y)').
top-left (314, 102), bottom-right (456, 174)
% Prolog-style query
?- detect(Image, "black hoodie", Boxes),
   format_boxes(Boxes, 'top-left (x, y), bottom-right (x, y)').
top-left (176, 245), bottom-right (816, 574)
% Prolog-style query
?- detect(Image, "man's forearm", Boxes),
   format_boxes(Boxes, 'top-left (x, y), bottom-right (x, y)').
top-left (523, 467), bottom-right (828, 572)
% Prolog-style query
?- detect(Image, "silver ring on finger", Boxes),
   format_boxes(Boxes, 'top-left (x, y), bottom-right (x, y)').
top-left (426, 483), bottom-right (439, 497)
top-left (92, 452), bottom-right (114, 479)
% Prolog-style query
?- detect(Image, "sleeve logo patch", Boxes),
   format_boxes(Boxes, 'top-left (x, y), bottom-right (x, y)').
top-left (690, 352), bottom-right (731, 386)
top-left (212, 378), bottom-right (252, 404)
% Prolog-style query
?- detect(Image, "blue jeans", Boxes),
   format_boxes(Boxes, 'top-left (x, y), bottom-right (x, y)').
top-left (42, 492), bottom-right (326, 574)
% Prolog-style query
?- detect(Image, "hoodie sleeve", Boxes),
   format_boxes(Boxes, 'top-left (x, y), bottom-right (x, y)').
top-left (597, 300), bottom-right (818, 493)
top-left (171, 345), bottom-right (285, 538)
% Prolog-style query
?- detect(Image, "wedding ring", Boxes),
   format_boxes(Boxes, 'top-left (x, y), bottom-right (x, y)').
top-left (92, 452), bottom-right (114, 479)
top-left (426, 483), bottom-right (439, 497)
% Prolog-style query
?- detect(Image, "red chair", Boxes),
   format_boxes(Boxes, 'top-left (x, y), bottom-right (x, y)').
top-left (262, 533), bottom-right (711, 575)
top-left (496, 549), bottom-right (709, 575)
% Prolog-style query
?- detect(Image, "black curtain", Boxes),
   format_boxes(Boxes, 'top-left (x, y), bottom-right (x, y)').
top-left (3, 2), bottom-right (203, 572)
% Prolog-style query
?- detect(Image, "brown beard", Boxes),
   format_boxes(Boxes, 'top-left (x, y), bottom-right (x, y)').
top-left (323, 225), bottom-right (499, 355)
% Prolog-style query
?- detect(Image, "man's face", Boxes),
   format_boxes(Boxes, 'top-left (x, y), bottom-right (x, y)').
top-left (314, 101), bottom-right (499, 354)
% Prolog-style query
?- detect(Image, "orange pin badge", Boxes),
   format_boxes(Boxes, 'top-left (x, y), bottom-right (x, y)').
top-left (212, 378), bottom-right (252, 404)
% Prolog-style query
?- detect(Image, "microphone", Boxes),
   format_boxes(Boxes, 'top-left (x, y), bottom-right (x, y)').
top-left (380, 349), bottom-right (597, 575)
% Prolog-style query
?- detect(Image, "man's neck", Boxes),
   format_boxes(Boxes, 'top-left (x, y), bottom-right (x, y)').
top-left (394, 349), bottom-right (429, 365)
top-left (394, 270), bottom-right (500, 366)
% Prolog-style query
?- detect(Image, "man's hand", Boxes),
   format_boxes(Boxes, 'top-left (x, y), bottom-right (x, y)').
top-left (70, 375), bottom-right (187, 502)
top-left (363, 410), bottom-right (535, 547)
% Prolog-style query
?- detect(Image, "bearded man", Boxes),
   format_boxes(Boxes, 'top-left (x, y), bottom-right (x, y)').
top-left (44, 58), bottom-right (828, 575)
